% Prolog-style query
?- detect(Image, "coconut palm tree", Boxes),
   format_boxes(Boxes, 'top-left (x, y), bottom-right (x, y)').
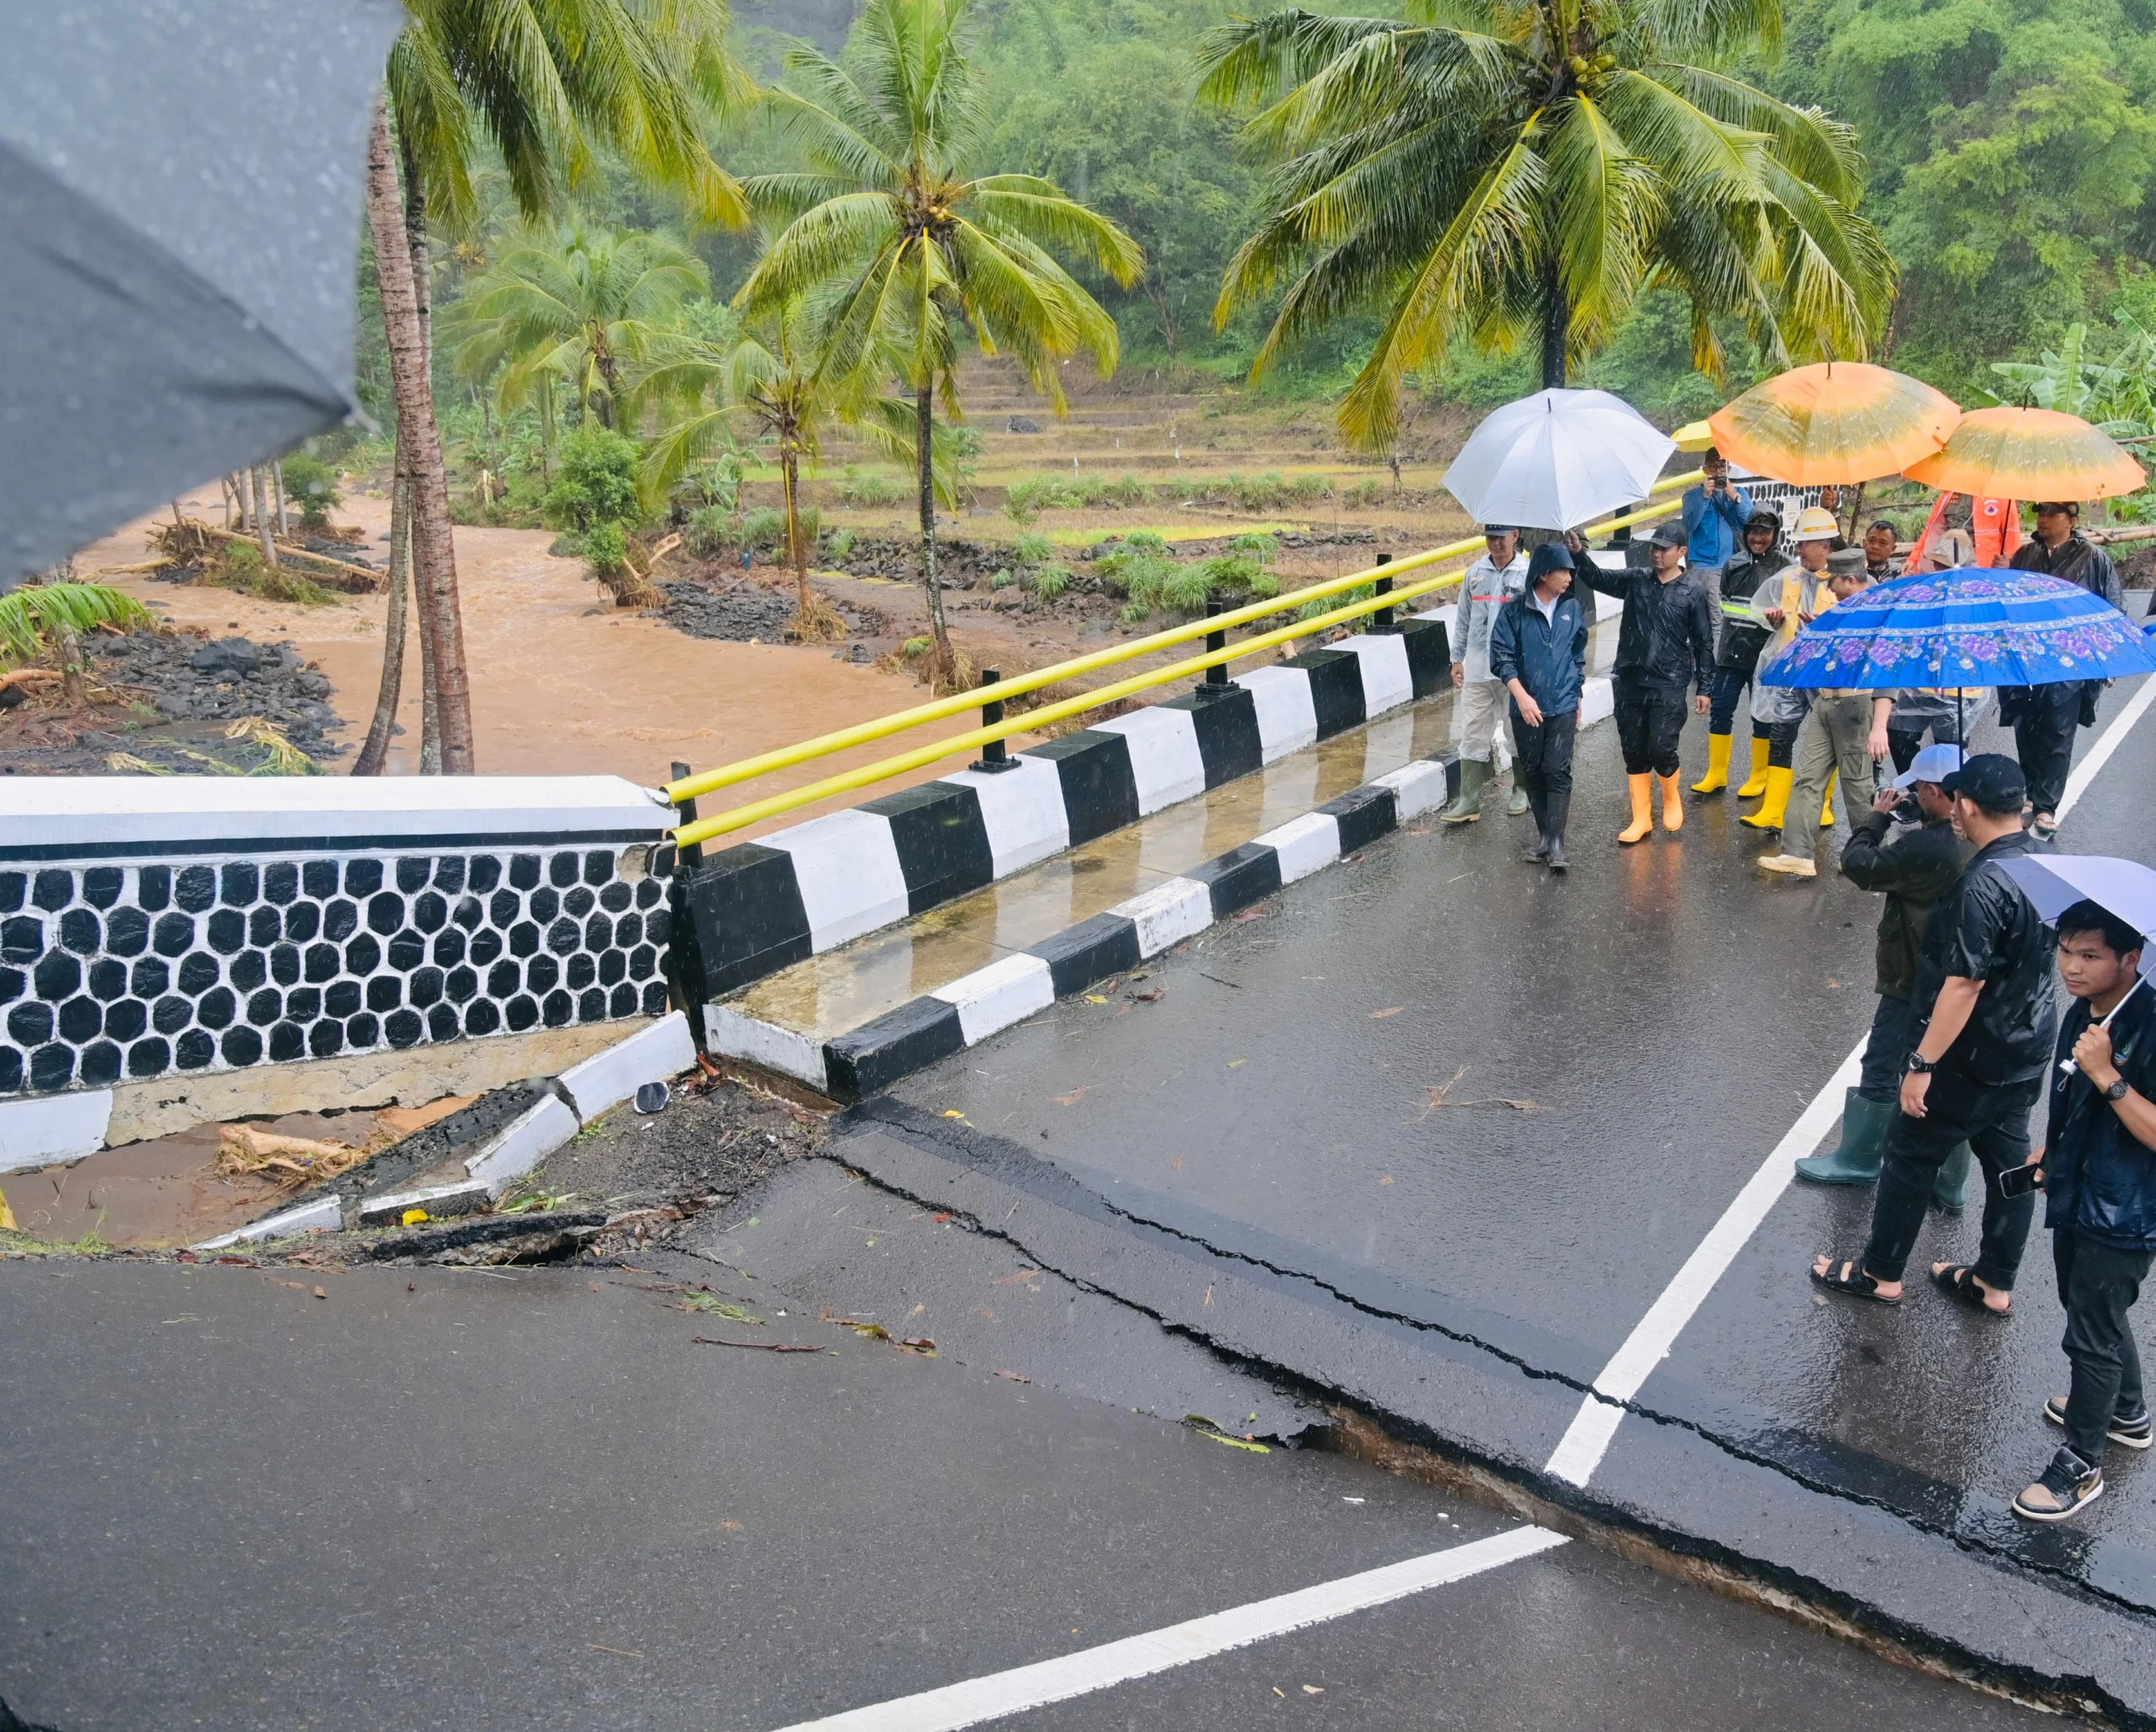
top-left (364, 0), bottom-right (752, 775)
top-left (0, 582), bottom-right (157, 708)
top-left (733, 0), bottom-right (1144, 687)
top-left (638, 297), bottom-right (951, 636)
top-left (1199, 0), bottom-right (1897, 451)
top-left (448, 227), bottom-right (710, 429)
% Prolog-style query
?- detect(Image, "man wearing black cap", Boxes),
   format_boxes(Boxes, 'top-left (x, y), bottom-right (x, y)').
top-left (2007, 502), bottom-right (2127, 839)
top-left (1581, 518), bottom-right (1715, 844)
top-left (1813, 754), bottom-right (2057, 1311)
top-left (1490, 541), bottom-right (1589, 870)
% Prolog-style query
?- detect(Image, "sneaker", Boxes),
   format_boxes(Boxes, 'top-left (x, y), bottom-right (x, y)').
top-left (2014, 1447), bottom-right (2105, 1522)
top-left (2044, 1396), bottom-right (2153, 1450)
top-left (1757, 853), bottom-right (1817, 878)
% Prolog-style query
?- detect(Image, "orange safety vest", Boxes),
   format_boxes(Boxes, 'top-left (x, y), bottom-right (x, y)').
top-left (1972, 496), bottom-right (2021, 567)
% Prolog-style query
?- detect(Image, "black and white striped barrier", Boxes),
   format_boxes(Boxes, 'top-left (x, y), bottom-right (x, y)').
top-left (674, 616), bottom-right (1452, 1001)
top-left (707, 758), bottom-right (1454, 1101)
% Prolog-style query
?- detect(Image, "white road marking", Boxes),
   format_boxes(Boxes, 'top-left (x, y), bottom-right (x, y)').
top-left (766, 1527), bottom-right (1568, 1732)
top-left (1545, 667), bottom-right (2155, 1488)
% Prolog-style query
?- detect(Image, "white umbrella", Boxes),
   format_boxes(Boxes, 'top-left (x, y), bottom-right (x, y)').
top-left (1443, 388), bottom-right (1678, 530)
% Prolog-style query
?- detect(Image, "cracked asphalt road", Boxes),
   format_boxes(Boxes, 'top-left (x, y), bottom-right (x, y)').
top-left (762, 635), bottom-right (2156, 1716)
top-left (0, 1257), bottom-right (2063, 1731)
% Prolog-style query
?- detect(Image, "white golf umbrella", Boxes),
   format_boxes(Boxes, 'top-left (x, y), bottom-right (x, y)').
top-left (1443, 388), bottom-right (1677, 530)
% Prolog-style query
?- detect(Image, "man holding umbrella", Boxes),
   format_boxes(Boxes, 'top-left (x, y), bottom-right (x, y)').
top-left (1440, 525), bottom-right (1531, 825)
top-left (1581, 519), bottom-right (1715, 843)
top-left (2006, 502), bottom-right (2127, 839)
top-left (2015, 895), bottom-right (2156, 1521)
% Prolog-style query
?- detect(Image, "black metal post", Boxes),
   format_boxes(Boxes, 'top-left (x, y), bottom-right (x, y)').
top-left (1369, 553), bottom-right (1395, 632)
top-left (670, 759), bottom-right (703, 870)
top-left (970, 669), bottom-right (1020, 772)
top-left (1194, 596), bottom-right (1236, 701)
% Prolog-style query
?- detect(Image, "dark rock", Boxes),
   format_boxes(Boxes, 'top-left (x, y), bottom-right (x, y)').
top-left (1006, 415), bottom-right (1042, 434)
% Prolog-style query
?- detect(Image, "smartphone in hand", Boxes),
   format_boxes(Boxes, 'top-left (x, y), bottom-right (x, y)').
top-left (1999, 1162), bottom-right (2043, 1199)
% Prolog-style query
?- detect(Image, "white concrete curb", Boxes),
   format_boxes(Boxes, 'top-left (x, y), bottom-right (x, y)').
top-left (0, 1088), bottom-right (113, 1173)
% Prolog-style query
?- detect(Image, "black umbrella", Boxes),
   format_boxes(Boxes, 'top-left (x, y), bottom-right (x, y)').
top-left (1, 0), bottom-right (406, 584)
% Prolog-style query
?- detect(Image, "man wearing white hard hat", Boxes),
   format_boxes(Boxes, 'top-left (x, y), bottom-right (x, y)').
top-left (1795, 742), bottom-right (1976, 1211)
top-left (1742, 504), bottom-right (1840, 837)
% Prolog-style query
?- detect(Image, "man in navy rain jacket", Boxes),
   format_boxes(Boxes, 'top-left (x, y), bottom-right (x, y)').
top-left (2015, 900), bottom-right (2156, 1522)
top-left (1489, 541), bottom-right (1590, 871)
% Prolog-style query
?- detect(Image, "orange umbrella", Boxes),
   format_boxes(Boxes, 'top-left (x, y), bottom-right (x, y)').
top-left (1903, 405), bottom-right (2146, 501)
top-left (1707, 361), bottom-right (1960, 485)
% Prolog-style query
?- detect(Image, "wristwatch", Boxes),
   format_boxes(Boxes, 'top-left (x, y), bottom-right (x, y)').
top-left (1905, 1053), bottom-right (1936, 1074)
top-left (2108, 1077), bottom-right (2132, 1102)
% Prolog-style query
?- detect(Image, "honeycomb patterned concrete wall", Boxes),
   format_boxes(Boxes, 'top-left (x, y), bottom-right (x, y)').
top-left (0, 846), bottom-right (674, 1099)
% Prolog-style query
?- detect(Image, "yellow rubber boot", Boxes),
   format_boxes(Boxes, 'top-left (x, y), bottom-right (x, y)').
top-left (1735, 736), bottom-right (1770, 799)
top-left (1820, 770), bottom-right (1838, 828)
top-left (1618, 773), bottom-right (1654, 845)
top-left (1691, 733), bottom-right (1733, 794)
top-left (1658, 773), bottom-right (1685, 832)
top-left (1740, 765), bottom-right (1793, 830)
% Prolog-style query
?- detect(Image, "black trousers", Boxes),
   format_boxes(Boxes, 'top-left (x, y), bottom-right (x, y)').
top-left (1614, 676), bottom-right (1689, 776)
top-left (2054, 1229), bottom-right (2153, 1461)
top-left (1510, 706), bottom-right (1578, 802)
top-left (1763, 717), bottom-right (1801, 769)
top-left (1886, 714), bottom-right (1967, 775)
top-left (1707, 665), bottom-right (1752, 734)
top-left (1855, 994), bottom-right (1919, 1106)
top-left (1860, 1072), bottom-right (2041, 1289)
top-left (2010, 682), bottom-right (2082, 817)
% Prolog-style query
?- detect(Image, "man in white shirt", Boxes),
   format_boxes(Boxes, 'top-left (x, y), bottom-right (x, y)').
top-left (1440, 525), bottom-right (1532, 823)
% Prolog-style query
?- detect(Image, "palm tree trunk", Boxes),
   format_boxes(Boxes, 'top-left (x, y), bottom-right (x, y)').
top-left (273, 461), bottom-right (291, 536)
top-left (782, 437), bottom-right (807, 612)
top-left (915, 379), bottom-right (951, 675)
top-left (350, 467), bottom-right (413, 776)
top-left (368, 96), bottom-right (475, 773)
top-left (1540, 260), bottom-right (1568, 391)
top-left (251, 467), bottom-right (278, 568)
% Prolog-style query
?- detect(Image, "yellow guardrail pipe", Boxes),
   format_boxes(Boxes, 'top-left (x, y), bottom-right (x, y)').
top-left (671, 488), bottom-right (1693, 850)
top-left (663, 468), bottom-right (1703, 811)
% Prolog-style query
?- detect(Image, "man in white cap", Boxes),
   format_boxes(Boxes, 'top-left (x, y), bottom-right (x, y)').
top-left (1742, 504), bottom-right (1839, 836)
top-left (1796, 742), bottom-right (1976, 1210)
top-left (1441, 525), bottom-right (1532, 824)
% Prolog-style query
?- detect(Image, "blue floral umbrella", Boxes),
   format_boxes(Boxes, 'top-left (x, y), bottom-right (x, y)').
top-left (1758, 566), bottom-right (2154, 735)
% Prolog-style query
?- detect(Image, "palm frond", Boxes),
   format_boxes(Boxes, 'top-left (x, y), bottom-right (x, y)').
top-left (0, 584), bottom-right (156, 668)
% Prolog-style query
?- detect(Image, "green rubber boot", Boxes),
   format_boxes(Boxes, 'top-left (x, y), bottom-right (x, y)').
top-left (1933, 1141), bottom-right (1974, 1212)
top-left (1440, 757), bottom-right (1491, 826)
top-left (1795, 1090), bottom-right (1892, 1187)
top-left (1504, 771), bottom-right (1531, 817)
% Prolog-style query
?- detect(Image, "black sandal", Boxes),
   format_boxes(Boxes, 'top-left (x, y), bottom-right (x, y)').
top-left (1932, 1264), bottom-right (2009, 1315)
top-left (1811, 1259), bottom-right (1900, 1304)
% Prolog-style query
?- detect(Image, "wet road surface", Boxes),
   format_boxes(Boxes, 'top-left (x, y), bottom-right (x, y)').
top-left (796, 636), bottom-right (2156, 1711)
top-left (0, 1259), bottom-right (2063, 1731)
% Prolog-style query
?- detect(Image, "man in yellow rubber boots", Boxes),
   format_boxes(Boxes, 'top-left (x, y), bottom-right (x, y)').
top-left (1741, 506), bottom-right (1838, 836)
top-left (1580, 518), bottom-right (1715, 845)
top-left (1759, 547), bottom-right (1894, 877)
top-left (1694, 508), bottom-right (1790, 797)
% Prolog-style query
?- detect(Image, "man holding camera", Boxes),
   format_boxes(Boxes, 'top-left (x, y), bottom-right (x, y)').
top-left (1795, 744), bottom-right (1974, 1204)
top-left (1680, 447), bottom-right (1754, 579)
top-left (2014, 901), bottom-right (2156, 1521)
top-left (1811, 754), bottom-right (2056, 1312)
